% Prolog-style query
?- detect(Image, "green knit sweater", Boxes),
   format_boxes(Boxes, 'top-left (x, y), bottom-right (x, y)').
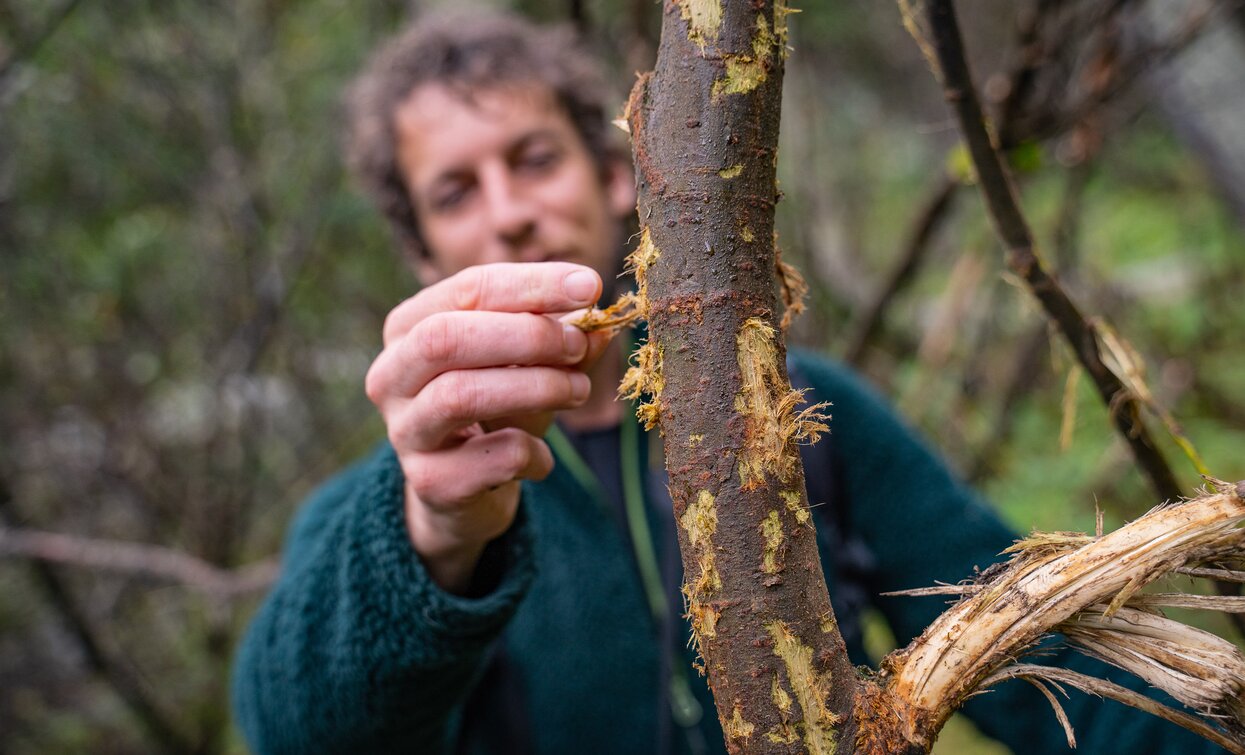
top-left (232, 352), bottom-right (1224, 754)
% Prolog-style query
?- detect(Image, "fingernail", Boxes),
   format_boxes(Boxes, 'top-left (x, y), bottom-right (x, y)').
top-left (563, 324), bottom-right (587, 360)
top-left (569, 372), bottom-right (591, 402)
top-left (563, 270), bottom-right (598, 305)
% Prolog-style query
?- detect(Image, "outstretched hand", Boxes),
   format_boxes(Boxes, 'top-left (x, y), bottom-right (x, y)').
top-left (365, 262), bottom-right (612, 593)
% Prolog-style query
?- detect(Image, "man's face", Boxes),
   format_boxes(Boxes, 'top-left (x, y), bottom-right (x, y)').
top-left (393, 83), bottom-right (635, 285)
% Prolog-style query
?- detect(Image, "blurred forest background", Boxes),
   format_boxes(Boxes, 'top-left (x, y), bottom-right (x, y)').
top-left (3, 0), bottom-right (1245, 752)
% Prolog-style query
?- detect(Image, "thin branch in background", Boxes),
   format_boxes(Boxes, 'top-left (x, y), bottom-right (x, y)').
top-left (844, 0), bottom-right (1075, 370)
top-left (567, 0), bottom-right (589, 38)
top-left (844, 176), bottom-right (958, 366)
top-left (0, 481), bottom-right (195, 754)
top-left (0, 526), bottom-right (279, 599)
top-left (968, 161), bottom-right (1092, 483)
top-left (994, 0), bottom-right (1071, 148)
top-left (967, 324), bottom-right (1050, 482)
top-left (1022, 0), bottom-right (1231, 145)
top-left (921, 0), bottom-right (1245, 639)
top-left (0, 0), bottom-right (84, 87)
top-left (920, 0), bottom-right (1183, 504)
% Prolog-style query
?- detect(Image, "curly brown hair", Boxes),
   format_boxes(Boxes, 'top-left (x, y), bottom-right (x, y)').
top-left (344, 10), bottom-right (616, 261)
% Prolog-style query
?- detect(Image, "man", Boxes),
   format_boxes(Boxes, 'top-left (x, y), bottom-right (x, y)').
top-left (232, 11), bottom-right (1225, 754)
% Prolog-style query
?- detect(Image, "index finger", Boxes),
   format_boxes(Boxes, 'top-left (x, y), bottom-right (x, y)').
top-left (384, 263), bottom-right (602, 345)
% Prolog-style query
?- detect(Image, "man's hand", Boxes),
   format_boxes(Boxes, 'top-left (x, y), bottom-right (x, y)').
top-left (365, 263), bottom-right (608, 594)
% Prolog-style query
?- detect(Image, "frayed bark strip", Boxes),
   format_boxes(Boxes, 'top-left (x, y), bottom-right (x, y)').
top-left (734, 317), bottom-right (830, 488)
top-left (775, 241), bottom-right (808, 333)
top-left (570, 293), bottom-right (642, 333)
top-left (1124, 593), bottom-right (1245, 612)
top-left (619, 339), bottom-right (663, 431)
top-left (1178, 566), bottom-right (1245, 583)
top-left (1023, 677), bottom-right (1076, 749)
top-left (982, 664), bottom-right (1245, 755)
top-left (891, 487), bottom-right (1245, 729)
top-left (1061, 605), bottom-right (1245, 718)
top-left (881, 582), bottom-right (981, 598)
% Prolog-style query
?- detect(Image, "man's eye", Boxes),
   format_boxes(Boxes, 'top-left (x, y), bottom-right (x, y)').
top-left (432, 185), bottom-right (470, 212)
top-left (517, 148), bottom-right (560, 173)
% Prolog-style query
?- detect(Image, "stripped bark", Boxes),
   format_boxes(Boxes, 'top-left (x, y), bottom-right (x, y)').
top-left (616, 2), bottom-right (1245, 752)
top-left (626, 1), bottom-right (861, 751)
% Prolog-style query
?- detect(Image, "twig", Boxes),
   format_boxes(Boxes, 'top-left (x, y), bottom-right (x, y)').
top-left (1124, 593), bottom-right (1245, 612)
top-left (0, 525), bottom-right (278, 599)
top-left (845, 177), bottom-right (959, 366)
top-left (921, 0), bottom-right (1184, 505)
top-left (1178, 566), bottom-right (1245, 583)
top-left (0, 0), bottom-right (84, 85)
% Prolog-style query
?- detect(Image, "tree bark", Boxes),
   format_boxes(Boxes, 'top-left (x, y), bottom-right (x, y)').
top-left (626, 1), bottom-right (864, 751)
top-left (623, 3), bottom-right (1245, 753)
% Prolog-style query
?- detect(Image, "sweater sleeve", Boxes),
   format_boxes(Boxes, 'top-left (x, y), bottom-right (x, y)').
top-left (794, 352), bottom-right (1226, 755)
top-left (230, 443), bottom-right (535, 755)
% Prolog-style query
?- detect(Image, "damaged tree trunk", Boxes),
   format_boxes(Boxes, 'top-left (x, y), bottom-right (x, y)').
top-left (611, 1), bottom-right (1245, 753)
top-left (625, 0), bottom-right (862, 752)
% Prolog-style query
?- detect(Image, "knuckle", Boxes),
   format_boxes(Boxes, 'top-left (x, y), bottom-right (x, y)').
top-left (381, 297), bottom-right (414, 345)
top-left (412, 314), bottom-right (458, 365)
top-left (385, 409), bottom-right (417, 450)
top-left (434, 373), bottom-right (479, 424)
top-left (403, 459), bottom-right (439, 499)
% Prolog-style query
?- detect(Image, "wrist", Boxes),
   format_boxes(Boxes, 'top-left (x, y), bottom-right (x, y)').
top-left (404, 485), bottom-right (495, 595)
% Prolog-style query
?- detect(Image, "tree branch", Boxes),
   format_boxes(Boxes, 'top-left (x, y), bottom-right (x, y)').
top-left (921, 0), bottom-right (1184, 504)
top-left (0, 525), bottom-right (278, 599)
top-left (0, 484), bottom-right (196, 753)
top-left (844, 176), bottom-right (958, 366)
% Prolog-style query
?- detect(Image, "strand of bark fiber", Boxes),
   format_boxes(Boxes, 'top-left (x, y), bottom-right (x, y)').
top-left (985, 665), bottom-right (1245, 755)
top-left (922, 0), bottom-right (1182, 505)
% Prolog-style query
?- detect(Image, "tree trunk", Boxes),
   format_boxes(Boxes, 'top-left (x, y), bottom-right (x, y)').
top-left (621, 2), bottom-right (1245, 753)
top-left (625, 1), bottom-right (866, 752)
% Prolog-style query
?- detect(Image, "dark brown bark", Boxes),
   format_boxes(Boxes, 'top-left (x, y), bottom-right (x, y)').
top-left (627, 1), bottom-right (861, 751)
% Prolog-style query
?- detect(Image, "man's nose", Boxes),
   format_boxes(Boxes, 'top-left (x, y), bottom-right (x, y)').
top-left (480, 165), bottom-right (537, 249)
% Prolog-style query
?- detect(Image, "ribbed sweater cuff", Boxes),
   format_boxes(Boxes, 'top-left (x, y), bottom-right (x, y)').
top-left (358, 446), bottom-right (536, 656)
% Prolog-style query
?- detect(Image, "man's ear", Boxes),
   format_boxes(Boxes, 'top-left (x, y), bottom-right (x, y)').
top-left (604, 154), bottom-right (637, 218)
